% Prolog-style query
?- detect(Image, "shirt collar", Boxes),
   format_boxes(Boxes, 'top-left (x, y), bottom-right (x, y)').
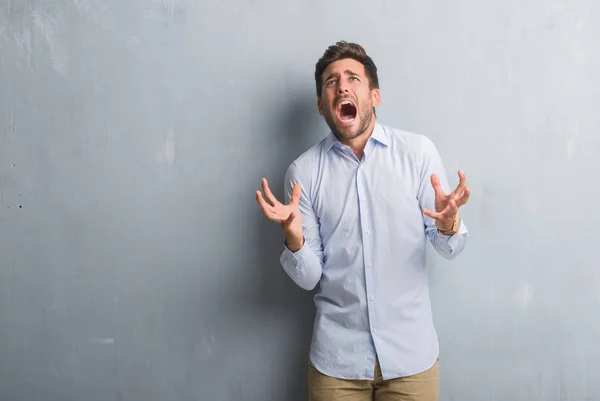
top-left (324, 121), bottom-right (389, 152)
top-left (370, 121), bottom-right (389, 147)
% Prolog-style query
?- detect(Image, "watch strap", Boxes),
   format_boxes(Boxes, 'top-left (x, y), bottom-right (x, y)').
top-left (437, 214), bottom-right (460, 236)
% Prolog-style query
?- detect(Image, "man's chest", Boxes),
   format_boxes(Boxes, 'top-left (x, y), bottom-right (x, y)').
top-left (310, 152), bottom-right (423, 235)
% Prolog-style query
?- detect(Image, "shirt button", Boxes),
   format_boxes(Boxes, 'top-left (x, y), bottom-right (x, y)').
top-left (370, 296), bottom-right (375, 301)
top-left (371, 327), bottom-right (377, 333)
top-left (366, 231), bottom-right (370, 235)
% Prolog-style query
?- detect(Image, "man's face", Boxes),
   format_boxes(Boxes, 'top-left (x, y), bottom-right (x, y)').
top-left (317, 58), bottom-right (380, 142)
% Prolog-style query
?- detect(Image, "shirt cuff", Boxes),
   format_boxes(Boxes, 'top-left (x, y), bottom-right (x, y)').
top-left (283, 241), bottom-right (308, 262)
top-left (440, 219), bottom-right (468, 248)
top-left (284, 240), bottom-right (310, 266)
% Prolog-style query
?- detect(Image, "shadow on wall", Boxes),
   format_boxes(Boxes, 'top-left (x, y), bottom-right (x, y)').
top-left (253, 85), bottom-right (324, 400)
top-left (150, 85), bottom-right (324, 401)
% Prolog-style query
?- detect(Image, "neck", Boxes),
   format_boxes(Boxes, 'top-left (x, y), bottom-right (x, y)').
top-left (338, 118), bottom-right (376, 159)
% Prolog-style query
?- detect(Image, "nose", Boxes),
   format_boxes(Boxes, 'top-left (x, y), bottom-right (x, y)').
top-left (337, 80), bottom-right (349, 94)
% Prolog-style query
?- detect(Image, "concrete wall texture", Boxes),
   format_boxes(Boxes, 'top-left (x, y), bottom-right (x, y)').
top-left (1, 0), bottom-right (599, 400)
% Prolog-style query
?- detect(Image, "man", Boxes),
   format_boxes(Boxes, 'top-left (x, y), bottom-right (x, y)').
top-left (256, 41), bottom-right (470, 401)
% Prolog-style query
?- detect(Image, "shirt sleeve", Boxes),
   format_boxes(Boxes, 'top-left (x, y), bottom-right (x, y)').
top-left (279, 162), bottom-right (324, 290)
top-left (416, 136), bottom-right (469, 260)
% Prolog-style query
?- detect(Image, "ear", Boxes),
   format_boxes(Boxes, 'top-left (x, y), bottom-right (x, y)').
top-left (371, 89), bottom-right (381, 108)
top-left (317, 97), bottom-right (324, 115)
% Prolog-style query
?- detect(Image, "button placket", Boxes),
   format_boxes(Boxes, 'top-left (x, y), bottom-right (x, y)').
top-left (357, 163), bottom-right (376, 338)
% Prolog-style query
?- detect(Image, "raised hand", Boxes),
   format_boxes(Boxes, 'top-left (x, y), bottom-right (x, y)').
top-left (422, 170), bottom-right (471, 231)
top-left (256, 178), bottom-right (303, 248)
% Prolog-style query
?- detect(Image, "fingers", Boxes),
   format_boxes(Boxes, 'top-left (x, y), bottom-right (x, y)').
top-left (256, 179), bottom-right (302, 226)
top-left (421, 207), bottom-right (440, 221)
top-left (450, 170), bottom-right (467, 199)
top-left (447, 198), bottom-right (458, 215)
top-left (261, 178), bottom-right (302, 206)
top-left (425, 170), bottom-right (469, 227)
top-left (282, 210), bottom-right (297, 230)
top-left (455, 186), bottom-right (471, 207)
top-left (422, 207), bottom-right (446, 221)
top-left (255, 190), bottom-right (275, 216)
top-left (452, 170), bottom-right (470, 207)
top-left (423, 199), bottom-right (458, 223)
top-left (261, 178), bottom-right (279, 206)
top-left (290, 183), bottom-right (302, 207)
top-left (430, 174), bottom-right (446, 200)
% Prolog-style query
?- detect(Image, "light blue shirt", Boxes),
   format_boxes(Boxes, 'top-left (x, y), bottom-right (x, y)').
top-left (279, 121), bottom-right (468, 380)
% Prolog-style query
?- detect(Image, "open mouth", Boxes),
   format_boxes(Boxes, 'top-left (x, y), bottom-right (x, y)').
top-left (336, 100), bottom-right (357, 123)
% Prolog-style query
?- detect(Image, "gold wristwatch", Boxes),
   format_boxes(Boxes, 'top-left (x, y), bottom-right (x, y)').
top-left (437, 214), bottom-right (460, 236)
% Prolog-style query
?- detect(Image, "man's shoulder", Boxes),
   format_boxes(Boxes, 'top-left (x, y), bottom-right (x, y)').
top-left (288, 135), bottom-right (329, 169)
top-left (380, 123), bottom-right (436, 153)
top-left (284, 135), bottom-right (329, 181)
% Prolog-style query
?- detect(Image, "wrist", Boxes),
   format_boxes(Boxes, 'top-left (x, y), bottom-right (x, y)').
top-left (436, 221), bottom-right (452, 231)
top-left (437, 214), bottom-right (460, 235)
top-left (284, 231), bottom-right (304, 252)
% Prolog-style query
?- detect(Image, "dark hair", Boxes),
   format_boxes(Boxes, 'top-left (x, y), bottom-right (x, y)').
top-left (314, 41), bottom-right (379, 97)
